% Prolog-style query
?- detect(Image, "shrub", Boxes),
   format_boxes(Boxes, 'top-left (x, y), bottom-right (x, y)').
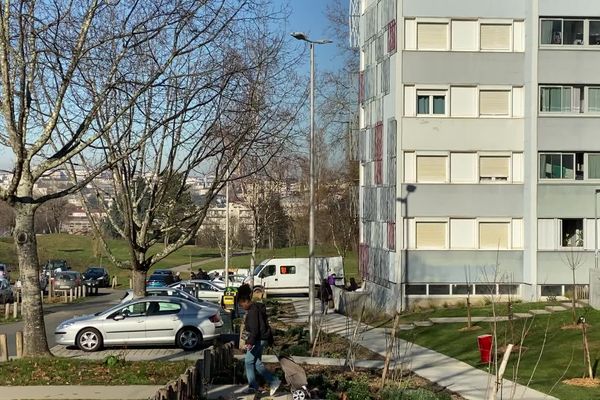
top-left (339, 377), bottom-right (371, 400)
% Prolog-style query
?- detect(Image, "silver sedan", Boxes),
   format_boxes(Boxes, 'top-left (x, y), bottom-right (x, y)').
top-left (55, 296), bottom-right (222, 352)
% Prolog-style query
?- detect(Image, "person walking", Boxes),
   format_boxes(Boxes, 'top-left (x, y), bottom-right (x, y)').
top-left (238, 284), bottom-right (281, 396)
top-left (319, 278), bottom-right (333, 314)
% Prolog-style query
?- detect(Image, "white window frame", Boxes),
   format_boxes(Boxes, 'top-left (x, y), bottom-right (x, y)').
top-left (585, 153), bottom-right (600, 180)
top-left (559, 218), bottom-right (584, 249)
top-left (479, 21), bottom-right (513, 52)
top-left (413, 218), bottom-right (449, 250)
top-left (478, 153), bottom-right (511, 183)
top-left (416, 19), bottom-right (450, 51)
top-left (539, 85), bottom-right (583, 114)
top-left (416, 89), bottom-right (448, 117)
top-left (540, 18), bottom-right (587, 47)
top-left (539, 152), bottom-right (576, 181)
top-left (477, 219), bottom-right (512, 250)
top-left (415, 152), bottom-right (449, 183)
top-left (478, 87), bottom-right (512, 117)
top-left (585, 86), bottom-right (600, 113)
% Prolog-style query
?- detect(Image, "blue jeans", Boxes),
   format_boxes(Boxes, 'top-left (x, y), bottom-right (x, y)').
top-left (245, 340), bottom-right (276, 389)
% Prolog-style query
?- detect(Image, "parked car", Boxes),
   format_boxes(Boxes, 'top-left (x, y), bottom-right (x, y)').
top-left (53, 271), bottom-right (82, 291)
top-left (169, 280), bottom-right (224, 303)
top-left (82, 267), bottom-right (110, 288)
top-left (43, 259), bottom-right (71, 277)
top-left (0, 263), bottom-right (9, 281)
top-left (212, 274), bottom-right (246, 288)
top-left (54, 296), bottom-right (223, 352)
top-left (120, 288), bottom-right (221, 310)
top-left (146, 273), bottom-right (175, 288)
top-left (0, 278), bottom-right (14, 303)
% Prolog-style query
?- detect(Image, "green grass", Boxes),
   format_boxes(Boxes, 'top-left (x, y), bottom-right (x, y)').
top-left (397, 302), bottom-right (600, 399)
top-left (0, 357), bottom-right (192, 385)
top-left (0, 235), bottom-right (359, 283)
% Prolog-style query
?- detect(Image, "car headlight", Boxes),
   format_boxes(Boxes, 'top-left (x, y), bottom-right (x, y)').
top-left (57, 322), bottom-right (75, 331)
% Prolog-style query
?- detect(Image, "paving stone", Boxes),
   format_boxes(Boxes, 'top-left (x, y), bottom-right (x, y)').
top-left (399, 324), bottom-right (414, 330)
top-left (413, 320), bottom-right (434, 327)
top-left (513, 313), bottom-right (533, 319)
top-left (545, 305), bottom-right (568, 312)
top-left (561, 302), bottom-right (585, 309)
top-left (529, 309), bottom-right (551, 315)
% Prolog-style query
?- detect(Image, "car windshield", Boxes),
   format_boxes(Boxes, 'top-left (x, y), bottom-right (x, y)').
top-left (86, 268), bottom-right (104, 273)
top-left (57, 273), bottom-right (72, 280)
top-left (149, 275), bottom-right (168, 281)
top-left (253, 265), bottom-right (264, 276)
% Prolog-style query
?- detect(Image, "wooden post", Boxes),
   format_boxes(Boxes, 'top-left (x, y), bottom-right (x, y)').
top-left (12, 300), bottom-right (17, 319)
top-left (69, 288), bottom-right (73, 302)
top-left (16, 331), bottom-right (23, 358)
top-left (64, 290), bottom-right (67, 303)
top-left (129, 278), bottom-right (132, 289)
top-left (4, 303), bottom-right (9, 319)
top-left (49, 278), bottom-right (53, 300)
top-left (0, 334), bottom-right (8, 362)
top-left (82, 285), bottom-right (87, 298)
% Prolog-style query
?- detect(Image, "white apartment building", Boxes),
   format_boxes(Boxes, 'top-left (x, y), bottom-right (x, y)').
top-left (356, 0), bottom-right (600, 311)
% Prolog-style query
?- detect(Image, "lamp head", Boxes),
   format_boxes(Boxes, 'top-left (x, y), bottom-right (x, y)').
top-left (291, 32), bottom-right (308, 41)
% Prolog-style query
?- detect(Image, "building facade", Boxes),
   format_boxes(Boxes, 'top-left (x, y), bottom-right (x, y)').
top-left (357, 0), bottom-right (600, 311)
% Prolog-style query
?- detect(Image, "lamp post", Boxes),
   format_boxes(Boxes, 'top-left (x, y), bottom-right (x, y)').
top-left (291, 31), bottom-right (332, 343)
top-left (595, 189), bottom-right (600, 269)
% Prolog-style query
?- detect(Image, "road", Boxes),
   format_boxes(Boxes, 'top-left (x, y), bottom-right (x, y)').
top-left (1, 289), bottom-right (124, 357)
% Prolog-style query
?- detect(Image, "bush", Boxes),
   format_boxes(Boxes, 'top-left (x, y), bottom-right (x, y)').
top-left (339, 377), bottom-right (371, 400)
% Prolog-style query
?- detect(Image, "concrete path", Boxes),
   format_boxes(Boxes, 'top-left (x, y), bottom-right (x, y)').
top-left (50, 344), bottom-right (207, 361)
top-left (0, 385), bottom-right (162, 399)
top-left (207, 384), bottom-right (292, 400)
top-left (290, 300), bottom-right (558, 400)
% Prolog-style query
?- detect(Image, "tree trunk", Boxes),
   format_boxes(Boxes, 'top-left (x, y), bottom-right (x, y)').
top-left (132, 268), bottom-right (147, 298)
top-left (14, 204), bottom-right (51, 357)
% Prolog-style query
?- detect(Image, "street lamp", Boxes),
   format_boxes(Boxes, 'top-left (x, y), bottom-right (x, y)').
top-left (595, 189), bottom-right (600, 269)
top-left (291, 31), bottom-right (332, 343)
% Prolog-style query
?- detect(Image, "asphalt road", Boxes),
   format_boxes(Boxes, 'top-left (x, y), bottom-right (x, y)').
top-left (1, 288), bottom-right (234, 357)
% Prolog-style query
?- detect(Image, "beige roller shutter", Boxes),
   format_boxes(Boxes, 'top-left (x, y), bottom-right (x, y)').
top-left (480, 90), bottom-right (509, 115)
top-left (417, 23), bottom-right (448, 50)
top-left (416, 222), bottom-right (446, 248)
top-left (480, 24), bottom-right (511, 50)
top-left (480, 156), bottom-right (509, 179)
top-left (417, 156), bottom-right (447, 182)
top-left (479, 222), bottom-right (509, 249)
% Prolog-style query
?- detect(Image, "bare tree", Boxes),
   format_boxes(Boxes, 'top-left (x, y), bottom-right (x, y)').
top-left (75, 7), bottom-right (301, 298)
top-left (561, 249), bottom-right (585, 324)
top-left (0, 0), bottom-right (261, 357)
top-left (0, 200), bottom-right (15, 235)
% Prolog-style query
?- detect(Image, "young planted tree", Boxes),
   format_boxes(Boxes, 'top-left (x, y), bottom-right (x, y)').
top-left (76, 6), bottom-right (301, 297)
top-left (0, 0), bottom-right (224, 356)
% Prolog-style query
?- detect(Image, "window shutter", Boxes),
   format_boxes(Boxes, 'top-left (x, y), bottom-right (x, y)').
top-left (388, 19), bottom-right (397, 52)
top-left (480, 24), bottom-right (511, 50)
top-left (479, 222), bottom-right (509, 249)
top-left (417, 23), bottom-right (447, 50)
top-left (387, 222), bottom-right (395, 250)
top-left (416, 222), bottom-right (446, 248)
top-left (417, 156), bottom-right (446, 182)
top-left (480, 90), bottom-right (509, 115)
top-left (480, 157), bottom-right (509, 178)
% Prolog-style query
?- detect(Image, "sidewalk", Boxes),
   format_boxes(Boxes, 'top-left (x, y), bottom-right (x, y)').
top-left (290, 300), bottom-right (558, 400)
top-left (0, 385), bottom-right (162, 399)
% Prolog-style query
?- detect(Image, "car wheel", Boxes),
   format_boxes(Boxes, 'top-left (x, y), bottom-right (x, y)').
top-left (177, 328), bottom-right (202, 351)
top-left (76, 328), bottom-right (103, 352)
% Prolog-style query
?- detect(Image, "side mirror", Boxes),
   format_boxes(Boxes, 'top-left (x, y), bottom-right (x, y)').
top-left (114, 314), bottom-right (125, 321)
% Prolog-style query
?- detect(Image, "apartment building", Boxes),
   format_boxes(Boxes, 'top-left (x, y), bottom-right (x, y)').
top-left (356, 0), bottom-right (600, 311)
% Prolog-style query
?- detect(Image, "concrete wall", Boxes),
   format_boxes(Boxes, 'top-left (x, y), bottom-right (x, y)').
top-left (538, 117), bottom-right (600, 151)
top-left (402, 183), bottom-right (523, 217)
top-left (403, 52), bottom-right (525, 85)
top-left (405, 250), bottom-right (524, 282)
top-left (539, 1), bottom-right (600, 16)
top-left (539, 51), bottom-right (600, 85)
top-left (403, 0), bottom-right (526, 18)
top-left (537, 184), bottom-right (600, 217)
top-left (537, 251), bottom-right (594, 283)
top-left (402, 118), bottom-right (524, 151)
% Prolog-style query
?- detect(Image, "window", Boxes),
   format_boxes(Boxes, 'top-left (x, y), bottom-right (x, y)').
top-left (475, 285), bottom-right (497, 295)
top-left (541, 19), bottom-right (584, 45)
top-left (388, 19), bottom-right (397, 52)
top-left (498, 285), bottom-right (519, 295)
top-left (406, 285), bottom-right (427, 295)
top-left (429, 285), bottom-right (450, 295)
top-left (479, 222), bottom-right (509, 249)
top-left (588, 88), bottom-right (600, 112)
top-left (480, 156), bottom-right (509, 182)
top-left (539, 153), bottom-right (574, 179)
top-left (280, 265), bottom-right (296, 274)
top-left (590, 21), bottom-right (600, 45)
top-left (540, 86), bottom-right (582, 113)
top-left (588, 154), bottom-right (600, 179)
top-left (147, 302), bottom-right (181, 316)
top-left (479, 90), bottom-right (510, 116)
top-left (120, 302), bottom-right (147, 317)
top-left (417, 91), bottom-right (446, 115)
top-left (452, 284), bottom-right (472, 295)
top-left (417, 23), bottom-right (448, 50)
top-left (480, 24), bottom-right (511, 50)
top-left (541, 285), bottom-right (562, 297)
top-left (416, 155), bottom-right (447, 182)
top-left (561, 218), bottom-right (583, 247)
top-left (261, 265), bottom-right (276, 277)
top-left (416, 221), bottom-right (447, 249)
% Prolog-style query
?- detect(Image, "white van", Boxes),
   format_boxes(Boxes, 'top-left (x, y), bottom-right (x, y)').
top-left (249, 257), bottom-right (344, 295)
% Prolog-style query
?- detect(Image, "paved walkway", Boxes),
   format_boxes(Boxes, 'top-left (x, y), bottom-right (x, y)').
top-left (50, 345), bottom-right (207, 361)
top-left (290, 300), bottom-right (558, 400)
top-left (0, 385), bottom-right (162, 399)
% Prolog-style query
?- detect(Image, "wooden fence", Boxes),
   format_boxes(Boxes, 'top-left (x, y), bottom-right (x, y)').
top-left (152, 342), bottom-right (235, 400)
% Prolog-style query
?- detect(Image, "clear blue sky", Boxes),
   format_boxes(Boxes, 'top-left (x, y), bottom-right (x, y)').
top-left (283, 0), bottom-right (345, 73)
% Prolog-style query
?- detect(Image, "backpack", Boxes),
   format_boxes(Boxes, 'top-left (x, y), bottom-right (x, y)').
top-left (258, 303), bottom-right (274, 345)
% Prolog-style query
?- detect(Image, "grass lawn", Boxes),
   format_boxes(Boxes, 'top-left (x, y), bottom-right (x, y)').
top-left (0, 234), bottom-right (359, 283)
top-left (0, 357), bottom-right (192, 385)
top-left (397, 301), bottom-right (600, 399)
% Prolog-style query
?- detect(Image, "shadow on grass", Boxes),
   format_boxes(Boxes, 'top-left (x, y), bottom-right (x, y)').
top-left (59, 249), bottom-right (84, 253)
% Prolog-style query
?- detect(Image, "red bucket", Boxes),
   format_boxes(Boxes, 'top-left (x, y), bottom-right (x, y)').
top-left (477, 334), bottom-right (493, 363)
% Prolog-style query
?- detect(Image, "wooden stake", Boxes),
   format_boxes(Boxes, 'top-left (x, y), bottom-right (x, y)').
top-left (0, 334), bottom-right (8, 362)
top-left (16, 331), bottom-right (23, 358)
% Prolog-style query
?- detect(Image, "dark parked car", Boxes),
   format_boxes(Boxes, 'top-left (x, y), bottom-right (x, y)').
top-left (146, 273), bottom-right (175, 288)
top-left (82, 266), bottom-right (110, 288)
top-left (43, 259), bottom-right (70, 277)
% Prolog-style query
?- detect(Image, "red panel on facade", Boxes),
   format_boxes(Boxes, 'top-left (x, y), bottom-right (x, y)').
top-left (359, 243), bottom-right (370, 279)
top-left (388, 20), bottom-right (397, 53)
top-left (374, 122), bottom-right (383, 185)
top-left (387, 222), bottom-right (395, 251)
